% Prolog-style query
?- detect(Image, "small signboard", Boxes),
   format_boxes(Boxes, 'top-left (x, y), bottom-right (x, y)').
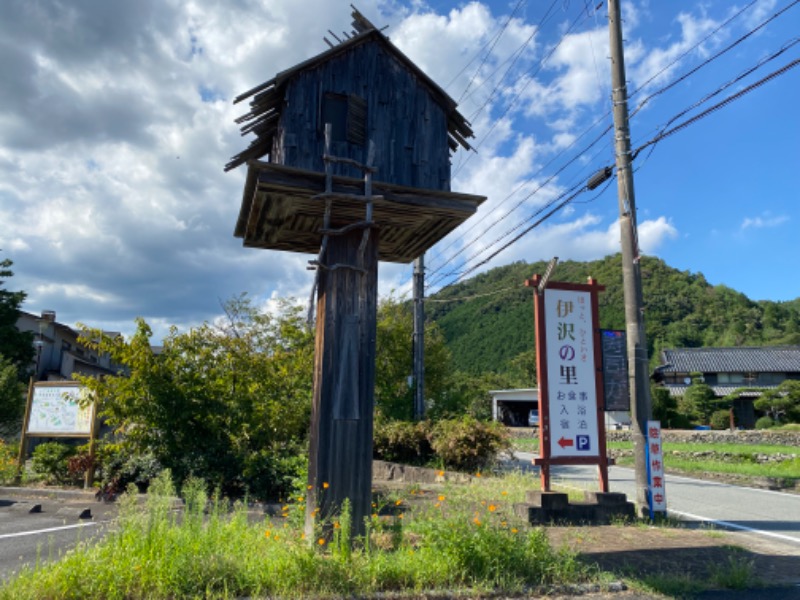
top-left (646, 420), bottom-right (667, 516)
top-left (601, 330), bottom-right (629, 411)
top-left (27, 382), bottom-right (93, 436)
top-left (544, 288), bottom-right (600, 458)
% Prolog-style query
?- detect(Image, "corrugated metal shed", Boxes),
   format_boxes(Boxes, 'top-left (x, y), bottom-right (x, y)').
top-left (657, 346), bottom-right (800, 374)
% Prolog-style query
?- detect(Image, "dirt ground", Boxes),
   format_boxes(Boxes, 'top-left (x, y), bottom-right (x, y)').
top-left (545, 522), bottom-right (800, 587)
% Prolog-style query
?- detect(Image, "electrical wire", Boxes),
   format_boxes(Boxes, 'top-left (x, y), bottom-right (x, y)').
top-left (632, 57), bottom-right (800, 161)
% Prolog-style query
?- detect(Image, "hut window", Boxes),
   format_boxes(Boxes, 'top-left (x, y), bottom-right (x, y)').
top-left (321, 93), bottom-right (366, 146)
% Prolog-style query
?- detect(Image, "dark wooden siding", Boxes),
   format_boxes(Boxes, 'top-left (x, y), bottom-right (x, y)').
top-left (274, 41), bottom-right (453, 191)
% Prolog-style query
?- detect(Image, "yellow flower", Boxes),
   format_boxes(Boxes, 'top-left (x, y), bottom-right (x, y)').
top-left (395, 499), bottom-right (403, 506)
top-left (488, 504), bottom-right (497, 512)
top-left (333, 522), bottom-right (340, 529)
top-left (372, 513), bottom-right (378, 519)
top-left (437, 470), bottom-right (444, 477)
top-left (511, 528), bottom-right (518, 534)
top-left (322, 482), bottom-right (329, 489)
top-left (501, 491), bottom-right (508, 496)
top-left (434, 502), bottom-right (441, 508)
top-left (264, 530), bottom-right (271, 538)
top-left (398, 513), bottom-right (404, 519)
top-left (473, 517), bottom-right (482, 526)
top-left (318, 538), bottom-right (326, 546)
top-left (437, 495), bottom-right (446, 502)
top-left (500, 521), bottom-right (507, 528)
top-left (307, 485), bottom-right (312, 490)
top-left (300, 533), bottom-right (306, 540)
top-left (274, 534), bottom-right (279, 541)
top-left (298, 496), bottom-right (305, 503)
top-left (475, 472), bottom-right (482, 478)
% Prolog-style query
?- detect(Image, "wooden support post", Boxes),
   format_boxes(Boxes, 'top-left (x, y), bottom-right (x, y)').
top-left (305, 226), bottom-right (379, 542)
top-left (15, 378), bottom-right (35, 484)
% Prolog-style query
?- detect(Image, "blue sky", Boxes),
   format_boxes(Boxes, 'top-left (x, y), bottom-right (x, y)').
top-left (1, 0), bottom-right (798, 339)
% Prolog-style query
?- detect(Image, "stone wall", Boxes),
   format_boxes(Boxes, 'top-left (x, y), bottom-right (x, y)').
top-left (606, 429), bottom-right (800, 447)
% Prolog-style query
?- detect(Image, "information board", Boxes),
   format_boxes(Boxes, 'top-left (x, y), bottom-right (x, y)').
top-left (543, 288), bottom-right (600, 458)
top-left (601, 330), bottom-right (630, 411)
top-left (27, 383), bottom-right (93, 436)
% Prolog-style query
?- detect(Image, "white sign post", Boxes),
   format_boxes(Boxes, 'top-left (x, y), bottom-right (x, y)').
top-left (646, 420), bottom-right (667, 518)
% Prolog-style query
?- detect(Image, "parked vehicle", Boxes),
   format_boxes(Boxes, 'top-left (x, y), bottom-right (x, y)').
top-left (528, 409), bottom-right (539, 427)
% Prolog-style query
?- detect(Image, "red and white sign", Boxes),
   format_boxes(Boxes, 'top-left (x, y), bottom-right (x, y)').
top-left (646, 420), bottom-right (667, 512)
top-left (543, 288), bottom-right (600, 458)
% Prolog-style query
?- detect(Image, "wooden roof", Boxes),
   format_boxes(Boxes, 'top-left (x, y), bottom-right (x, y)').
top-left (234, 161), bottom-right (485, 264)
top-left (225, 9), bottom-right (474, 172)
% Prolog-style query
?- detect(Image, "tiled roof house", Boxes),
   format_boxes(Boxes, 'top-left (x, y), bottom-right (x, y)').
top-left (652, 346), bottom-right (800, 427)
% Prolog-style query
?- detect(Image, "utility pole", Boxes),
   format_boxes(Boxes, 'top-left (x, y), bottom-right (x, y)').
top-left (608, 0), bottom-right (653, 517)
top-left (412, 254), bottom-right (425, 420)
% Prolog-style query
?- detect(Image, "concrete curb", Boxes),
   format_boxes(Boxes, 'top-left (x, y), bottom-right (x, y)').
top-left (0, 486), bottom-right (99, 502)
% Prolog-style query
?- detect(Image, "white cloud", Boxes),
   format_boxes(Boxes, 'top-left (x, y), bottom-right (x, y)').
top-left (741, 214), bottom-right (789, 230)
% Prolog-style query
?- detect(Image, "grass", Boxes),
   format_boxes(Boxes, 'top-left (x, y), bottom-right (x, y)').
top-left (0, 471), bottom-right (593, 599)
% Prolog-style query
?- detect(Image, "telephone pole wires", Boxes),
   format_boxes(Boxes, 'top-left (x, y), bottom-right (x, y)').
top-left (608, 0), bottom-right (653, 516)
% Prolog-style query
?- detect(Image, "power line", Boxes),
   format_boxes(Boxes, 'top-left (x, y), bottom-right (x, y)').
top-left (458, 0), bottom-right (529, 103)
top-left (630, 0), bottom-right (800, 119)
top-left (633, 57), bottom-right (800, 161)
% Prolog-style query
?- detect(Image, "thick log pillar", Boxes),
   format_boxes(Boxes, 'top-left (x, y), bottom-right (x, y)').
top-left (305, 226), bottom-right (378, 541)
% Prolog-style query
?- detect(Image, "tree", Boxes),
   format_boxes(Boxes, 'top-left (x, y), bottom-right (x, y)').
top-left (77, 295), bottom-right (314, 498)
top-left (682, 374), bottom-right (718, 425)
top-left (0, 356), bottom-right (25, 435)
top-left (0, 254), bottom-right (34, 375)
top-left (374, 297), bottom-right (455, 421)
top-left (754, 380), bottom-right (800, 425)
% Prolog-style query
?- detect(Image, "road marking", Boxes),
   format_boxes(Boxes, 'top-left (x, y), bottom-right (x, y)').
top-left (668, 509), bottom-right (800, 546)
top-left (0, 522), bottom-right (97, 540)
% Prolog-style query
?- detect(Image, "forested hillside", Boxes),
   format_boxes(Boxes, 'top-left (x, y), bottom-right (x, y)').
top-left (428, 254), bottom-right (800, 375)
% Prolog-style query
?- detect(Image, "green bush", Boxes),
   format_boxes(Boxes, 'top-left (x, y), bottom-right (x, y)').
top-left (97, 443), bottom-right (163, 495)
top-left (0, 438), bottom-right (17, 484)
top-left (429, 416), bottom-right (510, 473)
top-left (241, 441), bottom-right (308, 501)
top-left (755, 416), bottom-right (775, 430)
top-left (373, 420), bottom-right (433, 465)
top-left (709, 409), bottom-right (732, 431)
top-left (31, 441), bottom-right (79, 485)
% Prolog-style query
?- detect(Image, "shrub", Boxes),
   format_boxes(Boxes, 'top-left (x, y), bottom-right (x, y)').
top-left (0, 438), bottom-right (17, 484)
top-left (373, 420), bottom-right (433, 465)
top-left (755, 416), bottom-right (775, 430)
top-left (97, 443), bottom-right (163, 496)
top-left (709, 409), bottom-right (732, 431)
top-left (241, 441), bottom-right (308, 501)
top-left (31, 441), bottom-right (79, 485)
top-left (429, 416), bottom-right (510, 473)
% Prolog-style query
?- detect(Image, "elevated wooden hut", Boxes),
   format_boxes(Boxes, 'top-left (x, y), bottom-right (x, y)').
top-left (227, 8), bottom-right (485, 541)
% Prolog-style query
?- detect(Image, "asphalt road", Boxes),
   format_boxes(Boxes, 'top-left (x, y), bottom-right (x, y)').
top-left (513, 450), bottom-right (800, 551)
top-left (0, 492), bottom-right (118, 581)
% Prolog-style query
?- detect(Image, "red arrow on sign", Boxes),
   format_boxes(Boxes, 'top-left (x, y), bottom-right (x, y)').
top-left (557, 436), bottom-right (574, 449)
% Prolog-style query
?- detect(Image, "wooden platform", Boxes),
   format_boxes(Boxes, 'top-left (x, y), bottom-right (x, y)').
top-left (234, 161), bottom-right (486, 264)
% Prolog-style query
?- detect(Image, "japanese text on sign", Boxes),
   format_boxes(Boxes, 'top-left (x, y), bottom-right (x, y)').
top-left (646, 420), bottom-right (667, 513)
top-left (544, 289), bottom-right (600, 458)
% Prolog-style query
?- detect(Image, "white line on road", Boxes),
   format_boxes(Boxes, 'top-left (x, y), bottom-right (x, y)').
top-left (0, 522), bottom-right (97, 540)
top-left (668, 508), bottom-right (800, 546)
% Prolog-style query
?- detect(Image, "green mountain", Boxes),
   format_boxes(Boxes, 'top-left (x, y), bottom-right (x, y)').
top-left (427, 255), bottom-right (800, 375)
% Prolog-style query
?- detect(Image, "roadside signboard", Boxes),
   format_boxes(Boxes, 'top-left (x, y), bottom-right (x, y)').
top-left (526, 276), bottom-right (609, 492)
top-left (646, 420), bottom-right (667, 516)
top-left (544, 287), bottom-right (600, 458)
top-left (600, 330), bottom-right (630, 411)
top-left (17, 381), bottom-right (98, 488)
top-left (27, 382), bottom-right (93, 435)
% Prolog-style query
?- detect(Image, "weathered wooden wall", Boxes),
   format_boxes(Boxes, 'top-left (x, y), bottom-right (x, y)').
top-left (274, 42), bottom-right (453, 191)
top-left (305, 226), bottom-right (379, 539)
